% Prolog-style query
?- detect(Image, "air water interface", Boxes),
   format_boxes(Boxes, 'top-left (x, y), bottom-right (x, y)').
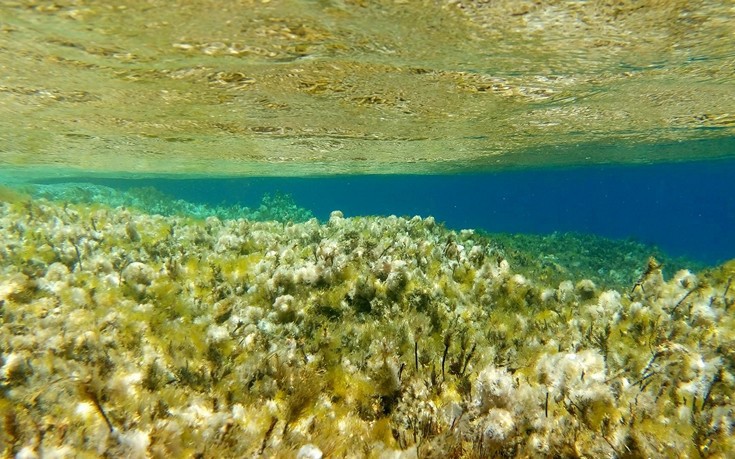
top-left (1, 2), bottom-right (734, 458)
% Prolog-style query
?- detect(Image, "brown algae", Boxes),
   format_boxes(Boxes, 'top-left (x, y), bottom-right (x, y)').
top-left (1, 194), bottom-right (734, 458)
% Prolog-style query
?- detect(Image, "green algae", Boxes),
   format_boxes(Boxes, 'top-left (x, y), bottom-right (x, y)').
top-left (1, 191), bottom-right (734, 458)
top-left (485, 231), bottom-right (706, 290)
top-left (27, 182), bottom-right (314, 223)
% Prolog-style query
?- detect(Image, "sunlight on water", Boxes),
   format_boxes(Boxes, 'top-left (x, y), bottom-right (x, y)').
top-left (1, 0), bottom-right (733, 175)
top-left (3, 2), bottom-right (735, 458)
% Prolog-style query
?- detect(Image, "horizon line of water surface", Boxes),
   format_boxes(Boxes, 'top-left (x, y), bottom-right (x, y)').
top-left (31, 158), bottom-right (735, 266)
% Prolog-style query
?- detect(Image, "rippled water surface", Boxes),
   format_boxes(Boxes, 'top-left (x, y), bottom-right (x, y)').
top-left (1, 0), bottom-right (734, 175)
top-left (3, 3), bottom-right (735, 457)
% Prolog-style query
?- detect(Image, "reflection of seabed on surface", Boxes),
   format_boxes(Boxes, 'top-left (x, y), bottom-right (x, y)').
top-left (0, 0), bottom-right (733, 175)
top-left (3, 136), bottom-right (735, 179)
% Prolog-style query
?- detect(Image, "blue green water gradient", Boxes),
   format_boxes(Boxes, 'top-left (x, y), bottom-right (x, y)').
top-left (43, 158), bottom-right (735, 265)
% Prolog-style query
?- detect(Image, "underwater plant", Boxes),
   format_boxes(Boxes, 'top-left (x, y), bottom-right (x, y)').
top-left (28, 183), bottom-right (314, 223)
top-left (1, 191), bottom-right (734, 458)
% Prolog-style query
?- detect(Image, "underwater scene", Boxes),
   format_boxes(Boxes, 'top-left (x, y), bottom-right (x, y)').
top-left (1, 1), bottom-right (735, 458)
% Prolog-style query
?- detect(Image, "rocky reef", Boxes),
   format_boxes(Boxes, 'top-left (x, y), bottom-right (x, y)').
top-left (1, 189), bottom-right (734, 458)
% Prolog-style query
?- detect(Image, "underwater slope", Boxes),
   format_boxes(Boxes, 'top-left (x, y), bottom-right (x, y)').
top-left (1, 194), bottom-right (734, 457)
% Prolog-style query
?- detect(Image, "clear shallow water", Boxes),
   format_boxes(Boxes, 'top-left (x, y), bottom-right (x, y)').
top-left (34, 157), bottom-right (735, 265)
top-left (2, 3), bottom-right (735, 457)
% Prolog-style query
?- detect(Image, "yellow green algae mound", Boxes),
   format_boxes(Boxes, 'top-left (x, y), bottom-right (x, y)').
top-left (1, 195), bottom-right (734, 458)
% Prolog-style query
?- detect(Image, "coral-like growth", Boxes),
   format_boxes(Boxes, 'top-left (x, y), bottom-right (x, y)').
top-left (0, 191), bottom-right (734, 458)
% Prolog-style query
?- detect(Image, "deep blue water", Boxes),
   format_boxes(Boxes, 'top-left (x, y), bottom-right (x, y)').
top-left (49, 159), bottom-right (735, 265)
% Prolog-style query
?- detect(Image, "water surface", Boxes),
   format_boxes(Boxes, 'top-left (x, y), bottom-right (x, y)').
top-left (1, 0), bottom-right (733, 174)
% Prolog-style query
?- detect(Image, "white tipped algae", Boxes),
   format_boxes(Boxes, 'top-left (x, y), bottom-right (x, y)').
top-left (1, 193), bottom-right (734, 458)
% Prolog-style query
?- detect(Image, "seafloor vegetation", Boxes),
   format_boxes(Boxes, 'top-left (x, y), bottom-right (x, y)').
top-left (29, 183), bottom-right (315, 223)
top-left (1, 187), bottom-right (733, 458)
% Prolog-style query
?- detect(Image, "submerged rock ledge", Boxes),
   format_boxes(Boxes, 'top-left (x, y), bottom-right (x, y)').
top-left (1, 196), bottom-right (734, 458)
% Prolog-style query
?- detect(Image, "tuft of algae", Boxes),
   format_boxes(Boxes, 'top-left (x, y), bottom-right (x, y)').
top-left (1, 190), bottom-right (734, 458)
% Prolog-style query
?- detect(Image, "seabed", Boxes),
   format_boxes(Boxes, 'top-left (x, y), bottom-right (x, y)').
top-left (1, 188), bottom-right (734, 458)
top-left (1, 0), bottom-right (734, 457)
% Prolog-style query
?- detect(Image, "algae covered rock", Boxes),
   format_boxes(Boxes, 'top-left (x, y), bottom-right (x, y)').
top-left (1, 192), bottom-right (734, 458)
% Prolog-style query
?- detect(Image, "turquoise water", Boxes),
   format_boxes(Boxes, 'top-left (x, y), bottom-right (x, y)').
top-left (2, 2), bottom-right (735, 457)
top-left (32, 156), bottom-right (735, 265)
